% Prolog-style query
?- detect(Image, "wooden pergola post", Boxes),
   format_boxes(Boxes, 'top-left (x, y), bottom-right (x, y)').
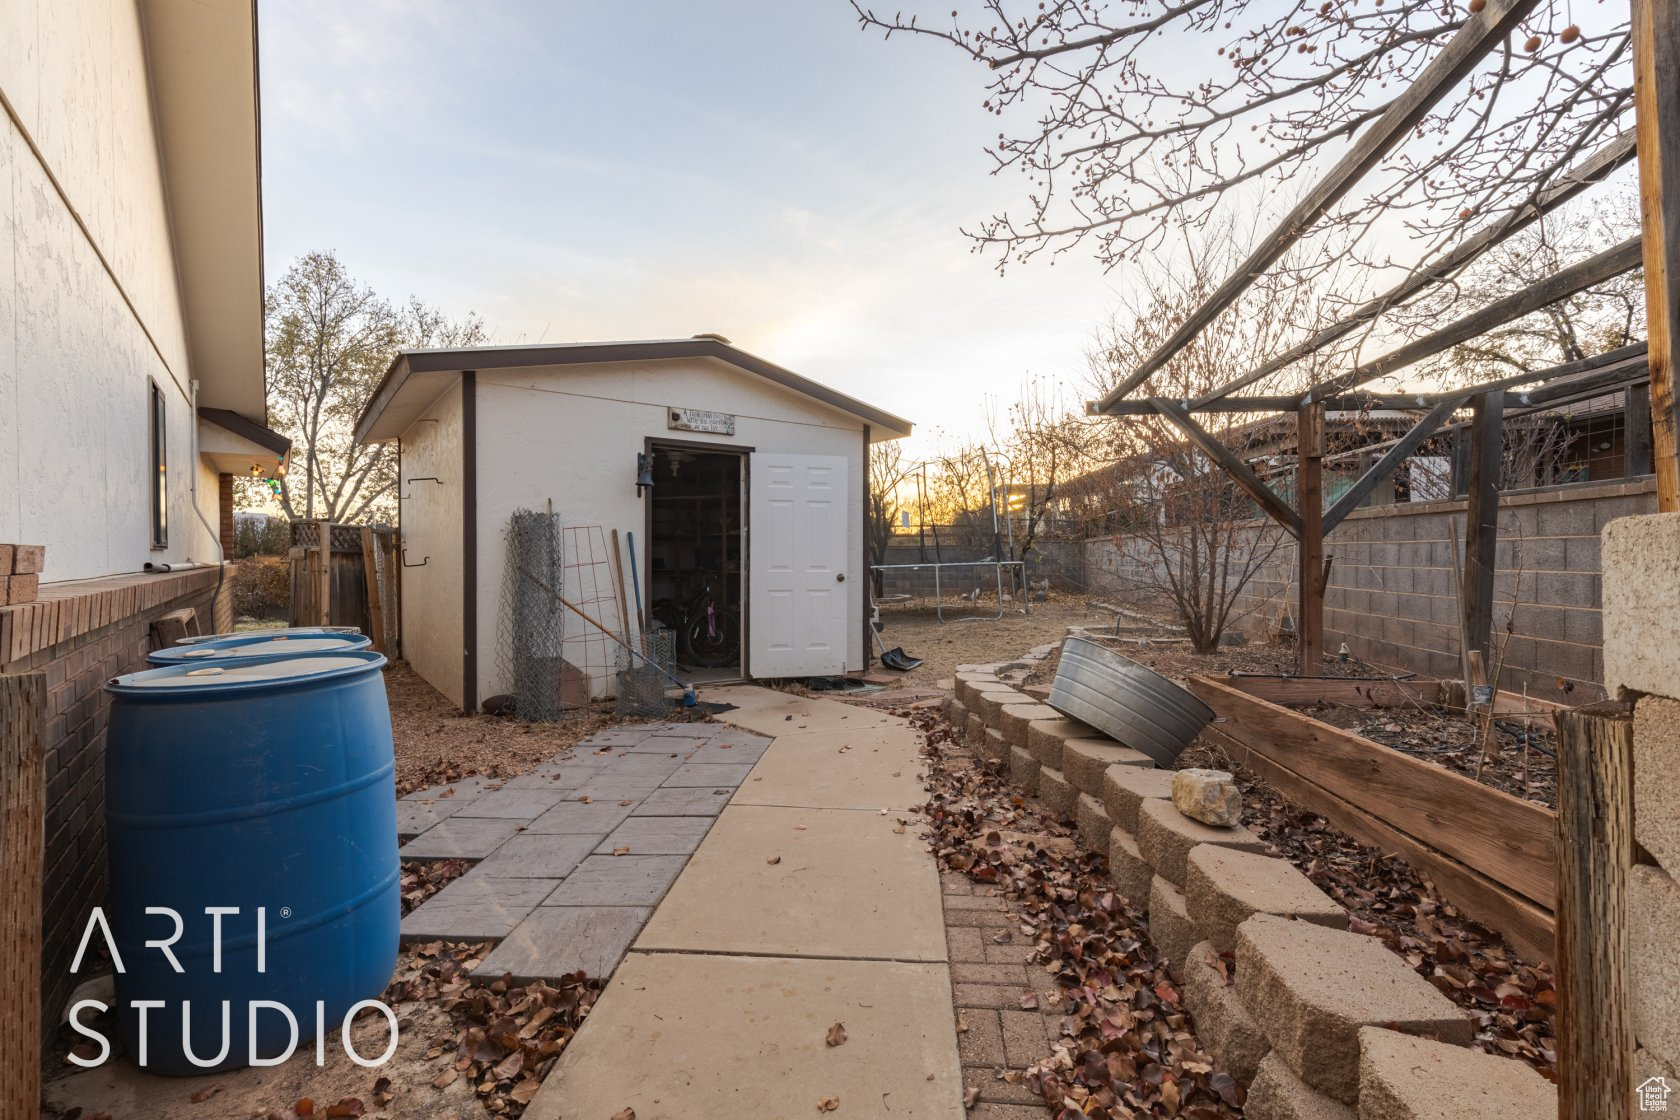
top-left (1297, 404), bottom-right (1326, 672)
top-left (1554, 702), bottom-right (1635, 1120)
top-left (1634, 0), bottom-right (1680, 510)
top-left (1463, 391), bottom-right (1504, 661)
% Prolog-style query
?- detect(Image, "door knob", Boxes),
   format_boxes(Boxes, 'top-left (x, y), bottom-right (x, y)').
top-left (836, 573), bottom-right (846, 582)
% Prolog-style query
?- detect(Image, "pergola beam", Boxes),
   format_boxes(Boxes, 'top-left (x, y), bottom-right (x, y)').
top-left (1322, 398), bottom-right (1461, 532)
top-left (1633, 0), bottom-right (1680, 509)
top-left (1194, 132), bottom-right (1637, 407)
top-left (1150, 400), bottom-right (1303, 537)
top-left (1302, 237), bottom-right (1645, 403)
top-left (1094, 0), bottom-right (1542, 411)
top-left (1095, 344), bottom-right (1649, 415)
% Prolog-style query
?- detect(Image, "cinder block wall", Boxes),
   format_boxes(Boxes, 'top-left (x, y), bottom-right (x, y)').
top-left (1082, 479), bottom-right (1656, 701)
top-left (0, 567), bottom-right (232, 1041)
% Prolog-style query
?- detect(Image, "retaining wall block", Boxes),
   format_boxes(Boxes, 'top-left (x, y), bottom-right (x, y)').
top-left (1184, 845), bottom-right (1348, 953)
top-left (1630, 863), bottom-right (1680, 1072)
top-left (1025, 717), bottom-right (1092, 770)
top-left (964, 712), bottom-right (985, 748)
top-left (1355, 1027), bottom-right (1555, 1120)
top-left (1234, 914), bottom-right (1474, 1104)
top-left (1038, 766), bottom-right (1076, 818)
top-left (1101, 765), bottom-right (1177, 835)
top-left (1108, 826), bottom-right (1152, 910)
top-left (944, 697), bottom-right (970, 729)
top-left (1244, 1053), bottom-right (1354, 1120)
top-left (981, 727), bottom-right (1009, 763)
top-left (1603, 511), bottom-right (1680, 698)
top-left (1635, 696), bottom-right (1680, 879)
top-left (1136, 799), bottom-right (1267, 888)
top-left (1074, 792), bottom-right (1111, 852)
top-left (970, 688), bottom-right (1026, 723)
top-left (998, 702), bottom-right (1060, 749)
top-left (1148, 876), bottom-right (1197, 965)
top-left (1008, 745), bottom-right (1040, 796)
top-left (1062, 738), bottom-right (1152, 796)
top-left (1181, 940), bottom-right (1271, 1090)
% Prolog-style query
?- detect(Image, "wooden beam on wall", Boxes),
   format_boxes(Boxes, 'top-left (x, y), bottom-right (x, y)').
top-left (1297, 404), bottom-right (1326, 672)
top-left (1150, 400), bottom-right (1303, 537)
top-left (1463, 391), bottom-right (1504, 660)
top-left (1553, 701), bottom-right (1635, 1120)
top-left (1093, 0), bottom-right (1542, 409)
top-left (1323, 398), bottom-right (1461, 533)
top-left (1633, 0), bottom-right (1680, 509)
top-left (1626, 383), bottom-right (1655, 476)
top-left (1, 673), bottom-right (45, 1115)
top-left (1197, 132), bottom-right (1638, 406)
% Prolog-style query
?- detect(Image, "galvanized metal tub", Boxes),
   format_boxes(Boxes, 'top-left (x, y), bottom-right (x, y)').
top-left (1046, 635), bottom-right (1213, 767)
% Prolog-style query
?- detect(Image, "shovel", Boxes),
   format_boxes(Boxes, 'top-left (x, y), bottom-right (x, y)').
top-left (870, 618), bottom-right (923, 672)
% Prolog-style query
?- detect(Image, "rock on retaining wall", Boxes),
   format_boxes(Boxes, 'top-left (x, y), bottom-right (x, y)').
top-left (951, 640), bottom-right (1557, 1117)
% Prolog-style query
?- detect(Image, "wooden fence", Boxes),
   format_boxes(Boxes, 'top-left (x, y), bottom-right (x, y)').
top-left (1189, 673), bottom-right (1557, 964)
top-left (288, 522), bottom-right (400, 655)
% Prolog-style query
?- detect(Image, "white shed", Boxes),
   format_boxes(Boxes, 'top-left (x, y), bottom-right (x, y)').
top-left (354, 336), bottom-right (913, 711)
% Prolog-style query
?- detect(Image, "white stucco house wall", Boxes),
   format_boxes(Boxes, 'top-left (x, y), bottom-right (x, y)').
top-left (354, 337), bottom-right (913, 711)
top-left (0, 0), bottom-right (281, 1041)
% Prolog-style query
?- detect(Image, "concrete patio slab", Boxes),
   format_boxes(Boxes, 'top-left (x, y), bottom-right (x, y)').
top-left (703, 684), bottom-right (899, 736)
top-left (524, 799), bottom-right (637, 834)
top-left (451, 787), bottom-right (570, 820)
top-left (395, 798), bottom-right (469, 840)
top-left (596, 815), bottom-right (714, 855)
top-left (633, 786), bottom-right (736, 816)
top-left (729, 728), bottom-right (926, 810)
top-left (472, 905), bottom-right (651, 983)
top-left (401, 775), bottom-right (494, 802)
top-left (525, 952), bottom-right (963, 1120)
top-left (502, 761), bottom-right (609, 789)
top-left (400, 816), bottom-right (526, 860)
top-left (472, 832), bottom-right (600, 878)
top-left (634, 804), bottom-right (946, 961)
top-left (543, 854), bottom-right (688, 907)
top-left (664, 761), bottom-right (754, 787)
top-left (572, 780), bottom-right (666, 801)
top-left (687, 731), bottom-right (774, 763)
top-left (598, 753), bottom-right (688, 781)
top-left (398, 872), bottom-right (558, 942)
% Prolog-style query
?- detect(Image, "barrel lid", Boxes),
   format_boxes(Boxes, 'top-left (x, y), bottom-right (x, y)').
top-left (109, 651), bottom-right (387, 694)
top-left (150, 635), bottom-right (370, 665)
top-left (175, 625), bottom-right (361, 646)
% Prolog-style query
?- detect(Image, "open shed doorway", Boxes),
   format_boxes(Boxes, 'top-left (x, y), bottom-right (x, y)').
top-left (647, 443), bottom-right (745, 681)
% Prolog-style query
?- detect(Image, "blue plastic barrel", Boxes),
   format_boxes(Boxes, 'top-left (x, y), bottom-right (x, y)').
top-left (176, 626), bottom-right (362, 646)
top-left (103, 652), bottom-right (399, 1074)
top-left (147, 632), bottom-right (371, 666)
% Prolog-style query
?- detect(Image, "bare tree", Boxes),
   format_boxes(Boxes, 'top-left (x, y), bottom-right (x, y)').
top-left (260, 251), bottom-right (485, 524)
top-left (853, 0), bottom-right (1630, 286)
top-left (1082, 228), bottom-right (1333, 651)
top-left (988, 376), bottom-right (1095, 579)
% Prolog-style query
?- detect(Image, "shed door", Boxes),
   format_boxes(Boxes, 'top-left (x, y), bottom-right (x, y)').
top-left (748, 453), bottom-right (849, 678)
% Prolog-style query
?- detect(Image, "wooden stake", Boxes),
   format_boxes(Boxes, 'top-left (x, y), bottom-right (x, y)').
top-left (1553, 702), bottom-right (1635, 1120)
top-left (1463, 392), bottom-right (1504, 660)
top-left (1, 672), bottom-right (45, 1118)
top-left (1634, 0), bottom-right (1680, 510)
top-left (610, 529), bottom-right (634, 652)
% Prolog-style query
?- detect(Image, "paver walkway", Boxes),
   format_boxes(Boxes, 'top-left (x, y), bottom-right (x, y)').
top-left (526, 684), bottom-right (965, 1119)
top-left (398, 721), bottom-right (770, 980)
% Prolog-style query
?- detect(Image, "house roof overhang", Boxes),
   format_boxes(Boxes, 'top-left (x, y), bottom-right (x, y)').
top-left (353, 337), bottom-right (916, 444)
top-left (197, 407), bottom-right (290, 477)
top-left (139, 0), bottom-right (266, 418)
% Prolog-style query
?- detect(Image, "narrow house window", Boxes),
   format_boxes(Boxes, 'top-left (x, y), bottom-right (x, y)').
top-left (149, 379), bottom-right (168, 548)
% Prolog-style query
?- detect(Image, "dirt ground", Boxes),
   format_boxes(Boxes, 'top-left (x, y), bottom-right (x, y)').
top-left (872, 598), bottom-right (1133, 685)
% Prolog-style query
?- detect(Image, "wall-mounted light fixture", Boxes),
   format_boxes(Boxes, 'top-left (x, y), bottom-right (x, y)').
top-left (635, 452), bottom-right (655, 497)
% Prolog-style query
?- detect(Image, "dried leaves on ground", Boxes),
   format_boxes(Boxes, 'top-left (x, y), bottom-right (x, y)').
top-left (386, 941), bottom-right (600, 1116)
top-left (1235, 766), bottom-right (1557, 1077)
top-left (401, 859), bottom-right (471, 916)
top-left (901, 705), bottom-right (1242, 1119)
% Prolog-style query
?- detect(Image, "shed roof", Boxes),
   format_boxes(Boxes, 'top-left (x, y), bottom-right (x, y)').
top-left (353, 337), bottom-right (915, 444)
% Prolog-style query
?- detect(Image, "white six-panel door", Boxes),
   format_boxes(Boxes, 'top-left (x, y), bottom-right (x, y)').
top-left (748, 453), bottom-right (849, 678)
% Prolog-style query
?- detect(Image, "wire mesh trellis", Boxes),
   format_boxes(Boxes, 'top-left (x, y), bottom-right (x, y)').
top-left (497, 509), bottom-right (570, 720)
top-left (617, 628), bottom-right (676, 717)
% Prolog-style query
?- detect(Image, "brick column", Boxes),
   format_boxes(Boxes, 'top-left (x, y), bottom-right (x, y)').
top-left (218, 473), bottom-right (235, 558)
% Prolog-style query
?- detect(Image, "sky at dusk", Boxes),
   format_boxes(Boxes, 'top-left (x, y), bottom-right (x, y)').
top-left (257, 0), bottom-right (1139, 457)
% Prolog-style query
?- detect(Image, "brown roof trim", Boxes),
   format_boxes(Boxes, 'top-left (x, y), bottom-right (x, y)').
top-left (197, 407), bottom-right (291, 457)
top-left (354, 338), bottom-right (914, 443)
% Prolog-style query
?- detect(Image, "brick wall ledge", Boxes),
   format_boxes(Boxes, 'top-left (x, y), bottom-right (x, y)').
top-left (0, 564), bottom-right (231, 666)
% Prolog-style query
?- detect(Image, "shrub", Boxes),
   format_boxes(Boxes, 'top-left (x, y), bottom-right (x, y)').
top-left (231, 556), bottom-right (290, 620)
